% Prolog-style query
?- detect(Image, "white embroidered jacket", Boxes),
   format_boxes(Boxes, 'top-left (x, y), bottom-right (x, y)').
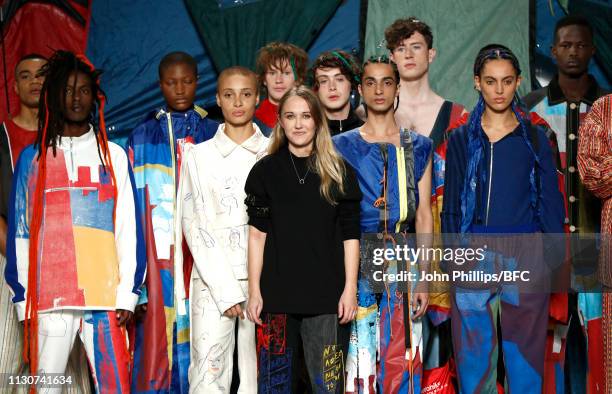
top-left (174, 123), bottom-right (268, 315)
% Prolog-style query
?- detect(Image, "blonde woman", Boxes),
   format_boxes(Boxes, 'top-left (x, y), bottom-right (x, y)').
top-left (245, 86), bottom-right (361, 393)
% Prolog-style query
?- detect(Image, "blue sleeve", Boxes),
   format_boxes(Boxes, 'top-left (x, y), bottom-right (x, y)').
top-left (536, 127), bottom-right (565, 233)
top-left (4, 147), bottom-right (34, 305)
top-left (128, 163), bottom-right (147, 295)
top-left (441, 131), bottom-right (465, 234)
top-left (125, 125), bottom-right (148, 305)
top-left (203, 118), bottom-right (219, 141)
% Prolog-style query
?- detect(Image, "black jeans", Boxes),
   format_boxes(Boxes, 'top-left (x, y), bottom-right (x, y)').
top-left (256, 313), bottom-right (350, 393)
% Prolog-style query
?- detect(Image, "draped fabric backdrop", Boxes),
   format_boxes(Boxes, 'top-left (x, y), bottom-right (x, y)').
top-left (363, 0), bottom-right (532, 109)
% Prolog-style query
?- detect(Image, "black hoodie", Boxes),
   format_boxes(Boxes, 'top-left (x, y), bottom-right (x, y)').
top-left (327, 108), bottom-right (364, 136)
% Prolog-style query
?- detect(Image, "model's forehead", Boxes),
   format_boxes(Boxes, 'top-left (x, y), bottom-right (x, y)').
top-left (480, 59), bottom-right (517, 77)
top-left (219, 74), bottom-right (257, 91)
top-left (268, 59), bottom-right (291, 72)
top-left (16, 58), bottom-right (47, 74)
top-left (160, 62), bottom-right (197, 79)
top-left (557, 25), bottom-right (592, 42)
top-left (315, 67), bottom-right (343, 78)
top-left (67, 71), bottom-right (93, 85)
top-left (398, 32), bottom-right (428, 46)
top-left (282, 95), bottom-right (310, 111)
top-left (363, 63), bottom-right (394, 79)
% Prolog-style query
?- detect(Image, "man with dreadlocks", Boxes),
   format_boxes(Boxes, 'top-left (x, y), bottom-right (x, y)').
top-left (310, 49), bottom-right (363, 136)
top-left (441, 44), bottom-right (564, 393)
top-left (5, 50), bottom-right (145, 392)
top-left (0, 52), bottom-right (95, 394)
top-left (127, 51), bottom-right (218, 394)
top-left (333, 56), bottom-right (433, 393)
top-left (253, 42), bottom-right (308, 136)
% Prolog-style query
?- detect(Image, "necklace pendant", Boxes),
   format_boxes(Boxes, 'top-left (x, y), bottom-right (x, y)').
top-left (299, 179), bottom-right (305, 185)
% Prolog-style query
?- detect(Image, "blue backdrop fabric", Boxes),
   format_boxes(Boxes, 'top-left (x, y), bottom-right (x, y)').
top-left (86, 0), bottom-right (360, 141)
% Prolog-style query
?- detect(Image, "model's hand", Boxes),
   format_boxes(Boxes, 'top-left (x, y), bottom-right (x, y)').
top-left (223, 303), bottom-right (245, 320)
top-left (338, 286), bottom-right (357, 325)
top-left (246, 293), bottom-right (263, 325)
top-left (134, 304), bottom-right (147, 321)
top-left (411, 292), bottom-right (429, 320)
top-left (116, 309), bottom-right (134, 326)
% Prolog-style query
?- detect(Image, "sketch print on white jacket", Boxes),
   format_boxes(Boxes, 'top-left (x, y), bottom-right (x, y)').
top-left (174, 123), bottom-right (268, 393)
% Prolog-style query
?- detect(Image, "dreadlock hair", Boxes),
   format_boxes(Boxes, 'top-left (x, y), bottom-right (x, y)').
top-left (361, 55), bottom-right (400, 115)
top-left (308, 49), bottom-right (362, 90)
top-left (25, 50), bottom-right (117, 377)
top-left (36, 51), bottom-right (107, 157)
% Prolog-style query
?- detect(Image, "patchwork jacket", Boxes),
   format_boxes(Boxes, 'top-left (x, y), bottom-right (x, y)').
top-left (5, 127), bottom-right (146, 320)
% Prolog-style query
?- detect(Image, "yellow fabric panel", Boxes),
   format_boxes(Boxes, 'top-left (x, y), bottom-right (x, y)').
top-left (133, 163), bottom-right (173, 175)
top-left (73, 226), bottom-right (119, 307)
top-left (395, 146), bottom-right (407, 233)
top-left (165, 306), bottom-right (176, 368)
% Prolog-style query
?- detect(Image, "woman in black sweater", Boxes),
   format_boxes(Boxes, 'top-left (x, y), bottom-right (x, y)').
top-left (245, 86), bottom-right (361, 393)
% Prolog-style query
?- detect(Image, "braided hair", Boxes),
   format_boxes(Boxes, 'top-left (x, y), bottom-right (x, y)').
top-left (25, 50), bottom-right (117, 375)
top-left (469, 44), bottom-right (531, 151)
top-left (460, 44), bottom-right (540, 232)
top-left (361, 54), bottom-right (400, 84)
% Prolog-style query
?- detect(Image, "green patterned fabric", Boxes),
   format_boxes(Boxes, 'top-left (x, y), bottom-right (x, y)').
top-left (364, 0), bottom-right (532, 109)
top-left (185, 0), bottom-right (340, 72)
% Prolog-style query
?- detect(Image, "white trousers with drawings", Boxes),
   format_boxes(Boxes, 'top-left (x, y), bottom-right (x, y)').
top-left (188, 276), bottom-right (256, 394)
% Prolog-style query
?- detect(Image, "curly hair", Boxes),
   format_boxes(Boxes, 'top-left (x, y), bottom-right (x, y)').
top-left (255, 42), bottom-right (309, 90)
top-left (309, 49), bottom-right (361, 90)
top-left (385, 17), bottom-right (433, 51)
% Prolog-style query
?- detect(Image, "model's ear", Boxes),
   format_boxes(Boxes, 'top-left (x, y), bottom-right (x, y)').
top-left (216, 93), bottom-right (221, 107)
top-left (255, 93), bottom-right (260, 107)
top-left (474, 76), bottom-right (481, 92)
top-left (389, 51), bottom-right (396, 64)
top-left (550, 43), bottom-right (558, 60)
top-left (358, 84), bottom-right (363, 97)
top-left (516, 75), bottom-right (522, 90)
top-left (428, 48), bottom-right (436, 63)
